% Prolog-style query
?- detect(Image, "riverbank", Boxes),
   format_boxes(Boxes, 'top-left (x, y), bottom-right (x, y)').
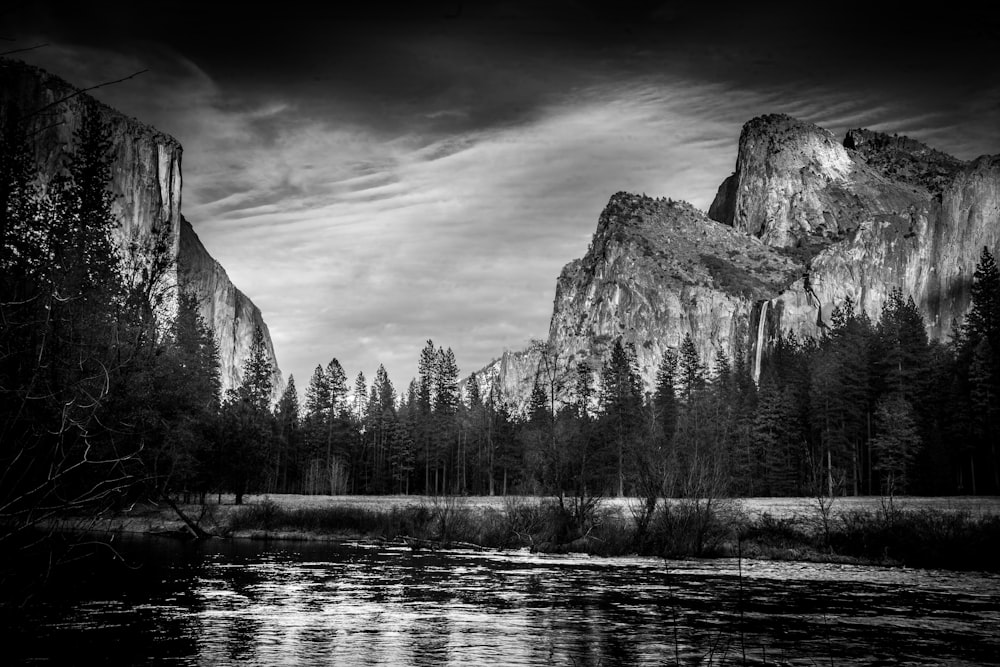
top-left (57, 494), bottom-right (1000, 572)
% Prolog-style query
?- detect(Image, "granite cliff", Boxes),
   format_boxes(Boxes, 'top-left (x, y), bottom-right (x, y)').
top-left (0, 59), bottom-right (282, 398)
top-left (478, 114), bottom-right (999, 410)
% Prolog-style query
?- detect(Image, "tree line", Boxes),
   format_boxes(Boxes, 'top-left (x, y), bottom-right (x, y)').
top-left (229, 242), bottom-right (999, 505)
top-left (3, 103), bottom-right (998, 546)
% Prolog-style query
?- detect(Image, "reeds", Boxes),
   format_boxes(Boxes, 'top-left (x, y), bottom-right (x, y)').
top-left (222, 496), bottom-right (1000, 570)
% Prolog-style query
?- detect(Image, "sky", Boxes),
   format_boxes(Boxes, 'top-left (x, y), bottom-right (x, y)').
top-left (4, 1), bottom-right (999, 397)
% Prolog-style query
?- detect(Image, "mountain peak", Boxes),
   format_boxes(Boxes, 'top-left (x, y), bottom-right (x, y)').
top-left (843, 128), bottom-right (965, 194)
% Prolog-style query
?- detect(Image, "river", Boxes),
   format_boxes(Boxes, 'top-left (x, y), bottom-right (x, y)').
top-left (5, 536), bottom-right (1000, 665)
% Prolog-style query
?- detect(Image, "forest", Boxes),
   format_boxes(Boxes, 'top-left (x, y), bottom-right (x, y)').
top-left (2, 103), bottom-right (999, 550)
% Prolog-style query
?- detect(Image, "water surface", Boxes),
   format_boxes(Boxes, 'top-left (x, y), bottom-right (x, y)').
top-left (7, 537), bottom-right (1000, 665)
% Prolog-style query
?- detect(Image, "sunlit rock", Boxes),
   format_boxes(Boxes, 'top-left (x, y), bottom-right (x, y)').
top-left (481, 115), bottom-right (999, 410)
top-left (0, 59), bottom-right (283, 399)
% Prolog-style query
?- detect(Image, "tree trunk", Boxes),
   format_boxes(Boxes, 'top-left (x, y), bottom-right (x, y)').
top-left (971, 454), bottom-right (977, 495)
top-left (827, 448), bottom-right (833, 497)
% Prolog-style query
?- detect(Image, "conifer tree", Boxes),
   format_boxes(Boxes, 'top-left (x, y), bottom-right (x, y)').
top-left (222, 326), bottom-right (275, 504)
top-left (878, 287), bottom-right (929, 403)
top-left (679, 333), bottom-right (706, 402)
top-left (0, 102), bottom-right (154, 537)
top-left (239, 326), bottom-right (274, 411)
top-left (274, 375), bottom-right (300, 493)
top-left (871, 392), bottom-right (921, 498)
top-left (600, 339), bottom-right (644, 496)
top-left (144, 289), bottom-right (222, 500)
top-left (959, 247), bottom-right (1000, 492)
top-left (963, 247), bottom-right (1000, 349)
top-left (653, 349), bottom-right (679, 446)
top-left (353, 371), bottom-right (367, 421)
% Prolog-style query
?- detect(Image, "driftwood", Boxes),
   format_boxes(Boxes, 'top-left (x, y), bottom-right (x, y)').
top-left (530, 534), bottom-right (601, 554)
top-left (399, 535), bottom-right (489, 552)
top-left (161, 495), bottom-right (212, 540)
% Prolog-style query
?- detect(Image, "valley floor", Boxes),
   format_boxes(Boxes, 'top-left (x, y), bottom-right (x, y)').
top-left (53, 493), bottom-right (1000, 573)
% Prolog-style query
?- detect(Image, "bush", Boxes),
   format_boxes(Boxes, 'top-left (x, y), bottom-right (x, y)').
top-left (646, 498), bottom-right (742, 558)
top-left (829, 508), bottom-right (1000, 570)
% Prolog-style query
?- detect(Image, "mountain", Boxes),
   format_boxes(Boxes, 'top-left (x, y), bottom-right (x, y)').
top-left (477, 114), bottom-right (999, 410)
top-left (0, 58), bottom-right (282, 398)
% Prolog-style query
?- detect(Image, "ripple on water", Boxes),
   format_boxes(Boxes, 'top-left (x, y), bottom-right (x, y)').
top-left (8, 541), bottom-right (1000, 666)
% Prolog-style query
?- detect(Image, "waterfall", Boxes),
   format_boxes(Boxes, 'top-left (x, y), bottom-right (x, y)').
top-left (753, 300), bottom-right (769, 384)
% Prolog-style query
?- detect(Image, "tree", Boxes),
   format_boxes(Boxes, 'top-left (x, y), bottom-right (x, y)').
top-left (877, 287), bottom-right (929, 404)
top-left (652, 349), bottom-right (679, 447)
top-left (599, 339), bottom-right (644, 497)
top-left (364, 364), bottom-right (396, 492)
top-left (417, 339), bottom-right (437, 493)
top-left (432, 346), bottom-right (459, 493)
top-left (678, 333), bottom-right (706, 402)
top-left (574, 362), bottom-right (595, 419)
top-left (143, 289), bottom-right (222, 501)
top-left (870, 392), bottom-right (921, 499)
top-left (962, 247), bottom-right (1000, 349)
top-left (958, 247), bottom-right (1000, 493)
top-left (0, 101), bottom-right (157, 545)
top-left (353, 371), bottom-right (367, 421)
top-left (273, 375), bottom-right (300, 493)
top-left (238, 326), bottom-right (274, 411)
top-left (221, 326), bottom-right (275, 504)
top-left (810, 296), bottom-right (874, 496)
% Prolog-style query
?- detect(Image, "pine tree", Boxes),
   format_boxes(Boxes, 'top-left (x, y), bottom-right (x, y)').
top-left (353, 371), bottom-right (367, 421)
top-left (870, 392), bottom-right (921, 498)
top-left (810, 296), bottom-right (874, 496)
top-left (653, 349), bottom-right (679, 444)
top-left (222, 325), bottom-right (276, 504)
top-left (466, 373), bottom-right (482, 409)
top-left (326, 358), bottom-right (348, 417)
top-left (417, 339), bottom-right (437, 492)
top-left (575, 361), bottom-right (595, 419)
top-left (528, 377), bottom-right (550, 425)
top-left (963, 247), bottom-right (1000, 349)
top-left (239, 326), bottom-right (274, 411)
top-left (274, 375), bottom-right (300, 493)
top-left (679, 333), bottom-right (706, 402)
top-left (878, 287), bottom-right (929, 403)
top-left (0, 101), bottom-right (155, 538)
top-left (305, 365), bottom-right (331, 417)
top-left (600, 339), bottom-right (645, 496)
top-left (145, 289), bottom-right (222, 500)
top-left (959, 247), bottom-right (1000, 493)
top-left (433, 347), bottom-right (459, 493)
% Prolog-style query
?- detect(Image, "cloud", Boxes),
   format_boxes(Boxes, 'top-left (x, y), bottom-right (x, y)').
top-left (11, 19), bottom-right (998, 399)
top-left (175, 77), bottom-right (760, 390)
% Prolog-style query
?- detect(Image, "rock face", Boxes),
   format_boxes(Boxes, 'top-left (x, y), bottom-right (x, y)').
top-left (709, 114), bottom-right (925, 250)
top-left (179, 217), bottom-right (282, 395)
top-left (547, 194), bottom-right (799, 390)
top-left (0, 59), bottom-right (283, 398)
top-left (739, 119), bottom-right (1000, 344)
top-left (480, 114), bottom-right (999, 410)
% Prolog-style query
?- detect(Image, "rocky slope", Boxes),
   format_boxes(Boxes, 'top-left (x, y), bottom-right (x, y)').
top-left (479, 114), bottom-right (999, 410)
top-left (722, 116), bottom-right (1000, 344)
top-left (0, 58), bottom-right (282, 398)
top-left (179, 218), bottom-right (281, 395)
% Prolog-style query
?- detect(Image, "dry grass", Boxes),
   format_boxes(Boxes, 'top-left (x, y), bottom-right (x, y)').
top-left (117, 494), bottom-right (1000, 535)
top-left (220, 494), bottom-right (1000, 519)
top-left (86, 493), bottom-right (1000, 570)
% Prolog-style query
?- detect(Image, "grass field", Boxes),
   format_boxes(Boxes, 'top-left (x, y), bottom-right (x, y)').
top-left (198, 493), bottom-right (1000, 519)
top-left (71, 493), bottom-right (1000, 571)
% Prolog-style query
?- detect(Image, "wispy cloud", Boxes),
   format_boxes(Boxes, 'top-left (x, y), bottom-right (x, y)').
top-left (12, 28), bottom-right (998, 395)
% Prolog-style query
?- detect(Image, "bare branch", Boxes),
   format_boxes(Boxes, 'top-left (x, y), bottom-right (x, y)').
top-left (0, 42), bottom-right (48, 57)
top-left (17, 69), bottom-right (150, 124)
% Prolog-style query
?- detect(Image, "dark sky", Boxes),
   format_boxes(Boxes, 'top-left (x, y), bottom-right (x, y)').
top-left (5, 1), bottom-right (999, 393)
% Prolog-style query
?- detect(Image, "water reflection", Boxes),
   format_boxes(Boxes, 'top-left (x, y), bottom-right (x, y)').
top-left (6, 538), bottom-right (1000, 665)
